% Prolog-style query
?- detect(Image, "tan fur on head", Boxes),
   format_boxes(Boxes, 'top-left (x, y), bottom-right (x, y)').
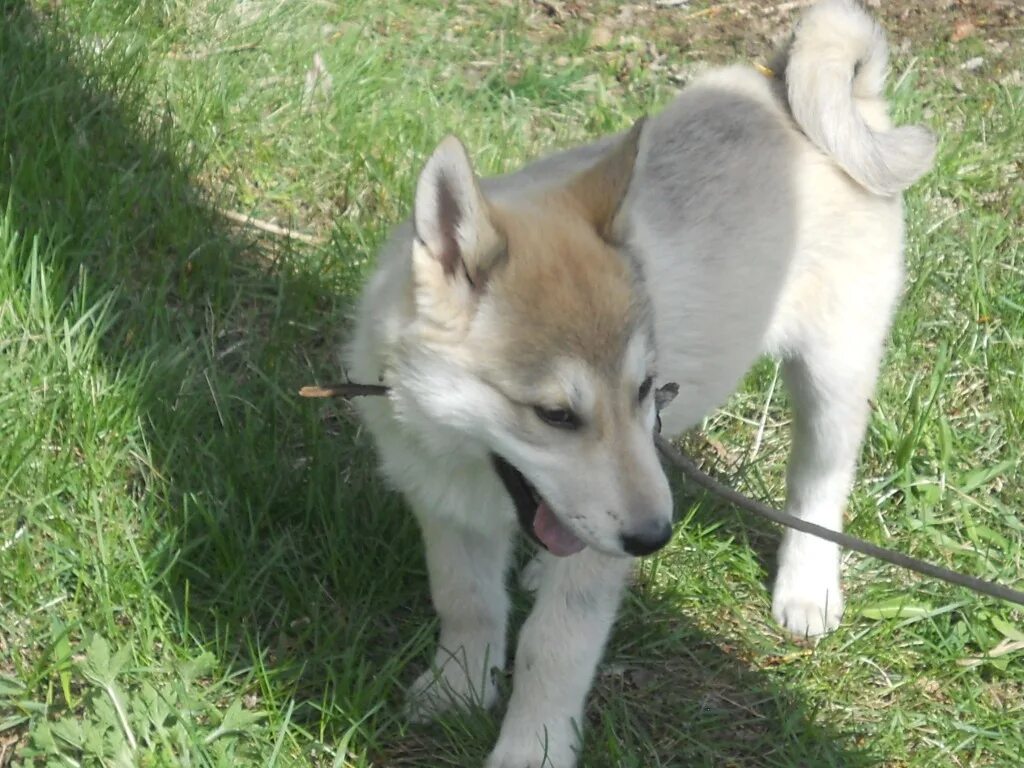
top-left (476, 200), bottom-right (642, 382)
top-left (410, 125), bottom-right (648, 368)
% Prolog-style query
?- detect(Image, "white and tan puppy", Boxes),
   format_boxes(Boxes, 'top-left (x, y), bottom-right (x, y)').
top-left (344, 1), bottom-right (935, 765)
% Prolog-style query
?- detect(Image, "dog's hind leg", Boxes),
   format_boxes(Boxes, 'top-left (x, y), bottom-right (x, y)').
top-left (771, 336), bottom-right (885, 638)
top-left (486, 549), bottom-right (631, 768)
top-left (406, 515), bottom-right (513, 721)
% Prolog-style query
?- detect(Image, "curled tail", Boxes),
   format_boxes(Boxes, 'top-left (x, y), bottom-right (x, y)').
top-left (781, 0), bottom-right (935, 196)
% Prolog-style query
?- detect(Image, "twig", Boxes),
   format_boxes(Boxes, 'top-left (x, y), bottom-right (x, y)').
top-left (772, 0), bottom-right (814, 13)
top-left (299, 382), bottom-right (389, 399)
top-left (218, 208), bottom-right (326, 246)
top-left (679, 2), bottom-right (738, 20)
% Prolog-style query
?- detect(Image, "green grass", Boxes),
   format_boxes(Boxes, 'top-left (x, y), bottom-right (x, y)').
top-left (1, 0), bottom-right (1021, 766)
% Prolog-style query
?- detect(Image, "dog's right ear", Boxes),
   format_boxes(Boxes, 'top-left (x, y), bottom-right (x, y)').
top-left (411, 136), bottom-right (505, 329)
top-left (413, 137), bottom-right (504, 285)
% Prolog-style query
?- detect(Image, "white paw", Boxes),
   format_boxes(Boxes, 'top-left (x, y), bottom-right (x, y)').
top-left (406, 645), bottom-right (500, 722)
top-left (771, 570), bottom-right (844, 638)
top-left (518, 553), bottom-right (546, 592)
top-left (484, 720), bottom-right (578, 768)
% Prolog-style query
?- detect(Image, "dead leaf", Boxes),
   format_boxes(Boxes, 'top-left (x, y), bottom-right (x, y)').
top-left (589, 24), bottom-right (613, 48)
top-left (951, 20), bottom-right (976, 43)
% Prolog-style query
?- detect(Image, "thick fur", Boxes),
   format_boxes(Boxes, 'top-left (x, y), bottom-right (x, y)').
top-left (343, 1), bottom-right (935, 766)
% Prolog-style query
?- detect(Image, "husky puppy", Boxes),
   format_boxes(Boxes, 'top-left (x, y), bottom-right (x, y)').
top-left (344, 1), bottom-right (935, 765)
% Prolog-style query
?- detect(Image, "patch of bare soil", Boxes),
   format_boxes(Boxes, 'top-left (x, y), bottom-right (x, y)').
top-left (523, 0), bottom-right (1023, 77)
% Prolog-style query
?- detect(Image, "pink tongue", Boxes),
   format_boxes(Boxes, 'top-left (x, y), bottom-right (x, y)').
top-left (533, 502), bottom-right (586, 557)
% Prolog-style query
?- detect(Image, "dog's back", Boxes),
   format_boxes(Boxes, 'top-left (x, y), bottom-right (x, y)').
top-left (621, 0), bottom-right (935, 435)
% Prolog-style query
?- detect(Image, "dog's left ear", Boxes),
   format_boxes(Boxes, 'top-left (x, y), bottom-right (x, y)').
top-left (566, 117), bottom-right (645, 240)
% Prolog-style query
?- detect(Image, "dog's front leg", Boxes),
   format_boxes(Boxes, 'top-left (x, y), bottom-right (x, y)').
top-left (486, 549), bottom-right (631, 768)
top-left (407, 514), bottom-right (513, 721)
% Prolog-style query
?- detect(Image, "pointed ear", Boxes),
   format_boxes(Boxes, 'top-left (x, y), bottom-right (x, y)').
top-left (566, 117), bottom-right (645, 239)
top-left (413, 136), bottom-right (504, 288)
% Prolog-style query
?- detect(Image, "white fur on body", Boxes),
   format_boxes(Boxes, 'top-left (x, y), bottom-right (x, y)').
top-left (344, 2), bottom-right (934, 765)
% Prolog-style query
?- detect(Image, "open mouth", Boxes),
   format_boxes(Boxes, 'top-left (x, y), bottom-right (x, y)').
top-left (490, 454), bottom-right (586, 557)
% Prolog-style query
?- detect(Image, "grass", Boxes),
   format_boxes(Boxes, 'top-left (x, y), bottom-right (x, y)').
top-left (0, 0), bottom-right (1021, 765)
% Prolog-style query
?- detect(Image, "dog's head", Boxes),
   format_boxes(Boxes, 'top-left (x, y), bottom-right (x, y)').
top-left (391, 121), bottom-right (673, 558)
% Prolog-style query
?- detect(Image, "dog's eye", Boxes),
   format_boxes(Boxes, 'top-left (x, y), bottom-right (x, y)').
top-left (534, 406), bottom-right (580, 430)
top-left (638, 376), bottom-right (654, 402)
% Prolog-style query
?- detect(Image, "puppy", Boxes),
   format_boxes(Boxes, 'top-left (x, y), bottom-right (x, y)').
top-left (344, 1), bottom-right (935, 765)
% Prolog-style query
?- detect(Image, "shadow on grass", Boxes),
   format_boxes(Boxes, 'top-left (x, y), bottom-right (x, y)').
top-left (587, 582), bottom-right (874, 768)
top-left (1, 0), bottom-right (427, 746)
top-left (380, 564), bottom-right (879, 768)
top-left (1, 2), bottom-right (878, 765)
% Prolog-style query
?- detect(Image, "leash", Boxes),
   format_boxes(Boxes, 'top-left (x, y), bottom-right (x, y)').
top-left (299, 381), bottom-right (1024, 608)
top-left (653, 434), bottom-right (1024, 607)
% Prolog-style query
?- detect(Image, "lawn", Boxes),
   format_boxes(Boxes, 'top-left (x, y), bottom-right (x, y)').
top-left (1, 0), bottom-right (1021, 766)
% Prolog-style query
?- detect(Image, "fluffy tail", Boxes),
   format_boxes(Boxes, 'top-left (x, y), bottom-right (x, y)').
top-left (781, 0), bottom-right (935, 196)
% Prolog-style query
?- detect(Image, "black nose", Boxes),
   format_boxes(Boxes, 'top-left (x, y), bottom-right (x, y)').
top-left (620, 520), bottom-right (673, 556)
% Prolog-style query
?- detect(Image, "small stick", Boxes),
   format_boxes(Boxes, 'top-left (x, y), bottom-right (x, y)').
top-left (298, 383), bottom-right (389, 399)
top-left (218, 208), bottom-right (326, 246)
top-left (772, 0), bottom-right (814, 13)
